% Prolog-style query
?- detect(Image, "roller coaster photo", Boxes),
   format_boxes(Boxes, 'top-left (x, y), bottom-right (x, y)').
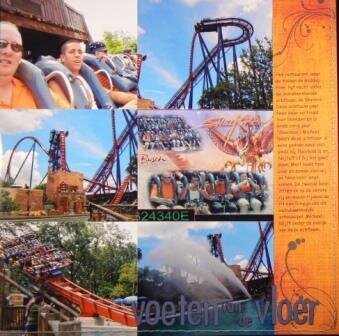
top-left (138, 221), bottom-right (273, 333)
top-left (0, 220), bottom-right (137, 333)
top-left (139, 15), bottom-right (272, 110)
top-left (1, 0), bottom-right (153, 110)
top-left (167, 18), bottom-right (256, 109)
top-left (1, 109), bottom-right (138, 221)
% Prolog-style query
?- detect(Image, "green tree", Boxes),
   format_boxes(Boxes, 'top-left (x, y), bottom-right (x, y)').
top-left (0, 177), bottom-right (14, 187)
top-left (38, 221), bottom-right (137, 296)
top-left (199, 81), bottom-right (235, 109)
top-left (137, 248), bottom-right (142, 260)
top-left (138, 266), bottom-right (151, 281)
top-left (126, 155), bottom-right (137, 184)
top-left (0, 190), bottom-right (20, 212)
top-left (199, 37), bottom-right (272, 110)
top-left (111, 261), bottom-right (137, 298)
top-left (34, 183), bottom-right (47, 190)
top-left (103, 31), bottom-right (137, 54)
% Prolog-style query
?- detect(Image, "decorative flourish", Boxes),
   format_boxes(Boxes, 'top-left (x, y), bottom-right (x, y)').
top-left (280, 238), bottom-right (336, 329)
top-left (274, 0), bottom-right (336, 66)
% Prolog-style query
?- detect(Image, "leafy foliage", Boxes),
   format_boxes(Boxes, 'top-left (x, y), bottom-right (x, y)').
top-left (38, 221), bottom-right (137, 298)
top-left (126, 155), bottom-right (137, 184)
top-left (111, 261), bottom-right (137, 298)
top-left (0, 190), bottom-right (20, 212)
top-left (199, 38), bottom-right (272, 110)
top-left (34, 183), bottom-right (47, 190)
top-left (0, 177), bottom-right (14, 187)
top-left (103, 31), bottom-right (137, 54)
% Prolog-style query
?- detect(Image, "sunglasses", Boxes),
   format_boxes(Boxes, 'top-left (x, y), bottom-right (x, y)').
top-left (0, 39), bottom-right (23, 53)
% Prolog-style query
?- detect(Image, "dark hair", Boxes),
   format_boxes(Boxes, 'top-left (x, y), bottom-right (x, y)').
top-left (60, 39), bottom-right (82, 55)
top-left (87, 41), bottom-right (107, 54)
top-left (191, 172), bottom-right (200, 180)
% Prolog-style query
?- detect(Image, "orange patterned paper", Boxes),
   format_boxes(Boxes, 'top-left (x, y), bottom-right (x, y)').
top-left (274, 0), bottom-right (338, 334)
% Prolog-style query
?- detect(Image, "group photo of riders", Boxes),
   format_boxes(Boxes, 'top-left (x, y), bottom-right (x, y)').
top-left (138, 110), bottom-right (273, 215)
top-left (146, 169), bottom-right (271, 215)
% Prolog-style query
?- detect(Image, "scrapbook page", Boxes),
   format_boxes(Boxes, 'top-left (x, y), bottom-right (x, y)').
top-left (0, 0), bottom-right (337, 335)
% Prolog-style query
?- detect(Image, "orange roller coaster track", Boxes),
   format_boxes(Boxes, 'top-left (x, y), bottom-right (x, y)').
top-left (47, 276), bottom-right (136, 327)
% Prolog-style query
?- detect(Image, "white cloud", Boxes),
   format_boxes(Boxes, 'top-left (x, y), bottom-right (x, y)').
top-left (236, 257), bottom-right (249, 269)
top-left (138, 25), bottom-right (146, 35)
top-left (1, 150), bottom-right (44, 187)
top-left (233, 254), bottom-right (245, 261)
top-left (139, 221), bottom-right (234, 239)
top-left (215, 0), bottom-right (264, 13)
top-left (73, 162), bottom-right (93, 167)
top-left (177, 0), bottom-right (271, 38)
top-left (203, 32), bottom-right (218, 47)
top-left (72, 135), bottom-right (107, 159)
top-left (216, 0), bottom-right (271, 38)
top-left (259, 264), bottom-right (269, 273)
top-left (240, 0), bottom-right (263, 13)
top-left (180, 0), bottom-right (201, 6)
top-left (149, 0), bottom-right (162, 3)
top-left (143, 89), bottom-right (165, 95)
top-left (179, 0), bottom-right (263, 11)
top-left (149, 63), bottom-right (182, 88)
top-left (0, 110), bottom-right (53, 134)
top-left (83, 179), bottom-right (90, 190)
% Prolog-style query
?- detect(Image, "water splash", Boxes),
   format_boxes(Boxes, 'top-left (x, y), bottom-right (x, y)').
top-left (150, 237), bottom-right (250, 300)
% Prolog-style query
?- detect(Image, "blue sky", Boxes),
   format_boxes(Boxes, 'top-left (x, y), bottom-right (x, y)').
top-left (138, 0), bottom-right (272, 107)
top-left (138, 221), bottom-right (273, 270)
top-left (0, 109), bottom-right (134, 188)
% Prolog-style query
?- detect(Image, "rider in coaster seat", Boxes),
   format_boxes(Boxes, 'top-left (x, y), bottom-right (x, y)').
top-left (87, 41), bottom-right (138, 108)
top-left (0, 21), bottom-right (67, 109)
top-left (210, 173), bottom-right (238, 213)
top-left (179, 172), bottom-right (211, 215)
top-left (110, 54), bottom-right (138, 82)
top-left (149, 172), bottom-right (185, 209)
top-left (121, 48), bottom-right (138, 72)
top-left (203, 172), bottom-right (215, 196)
top-left (230, 172), bottom-right (262, 213)
top-left (36, 56), bottom-right (89, 109)
top-left (250, 172), bottom-right (269, 206)
top-left (36, 40), bottom-right (113, 109)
